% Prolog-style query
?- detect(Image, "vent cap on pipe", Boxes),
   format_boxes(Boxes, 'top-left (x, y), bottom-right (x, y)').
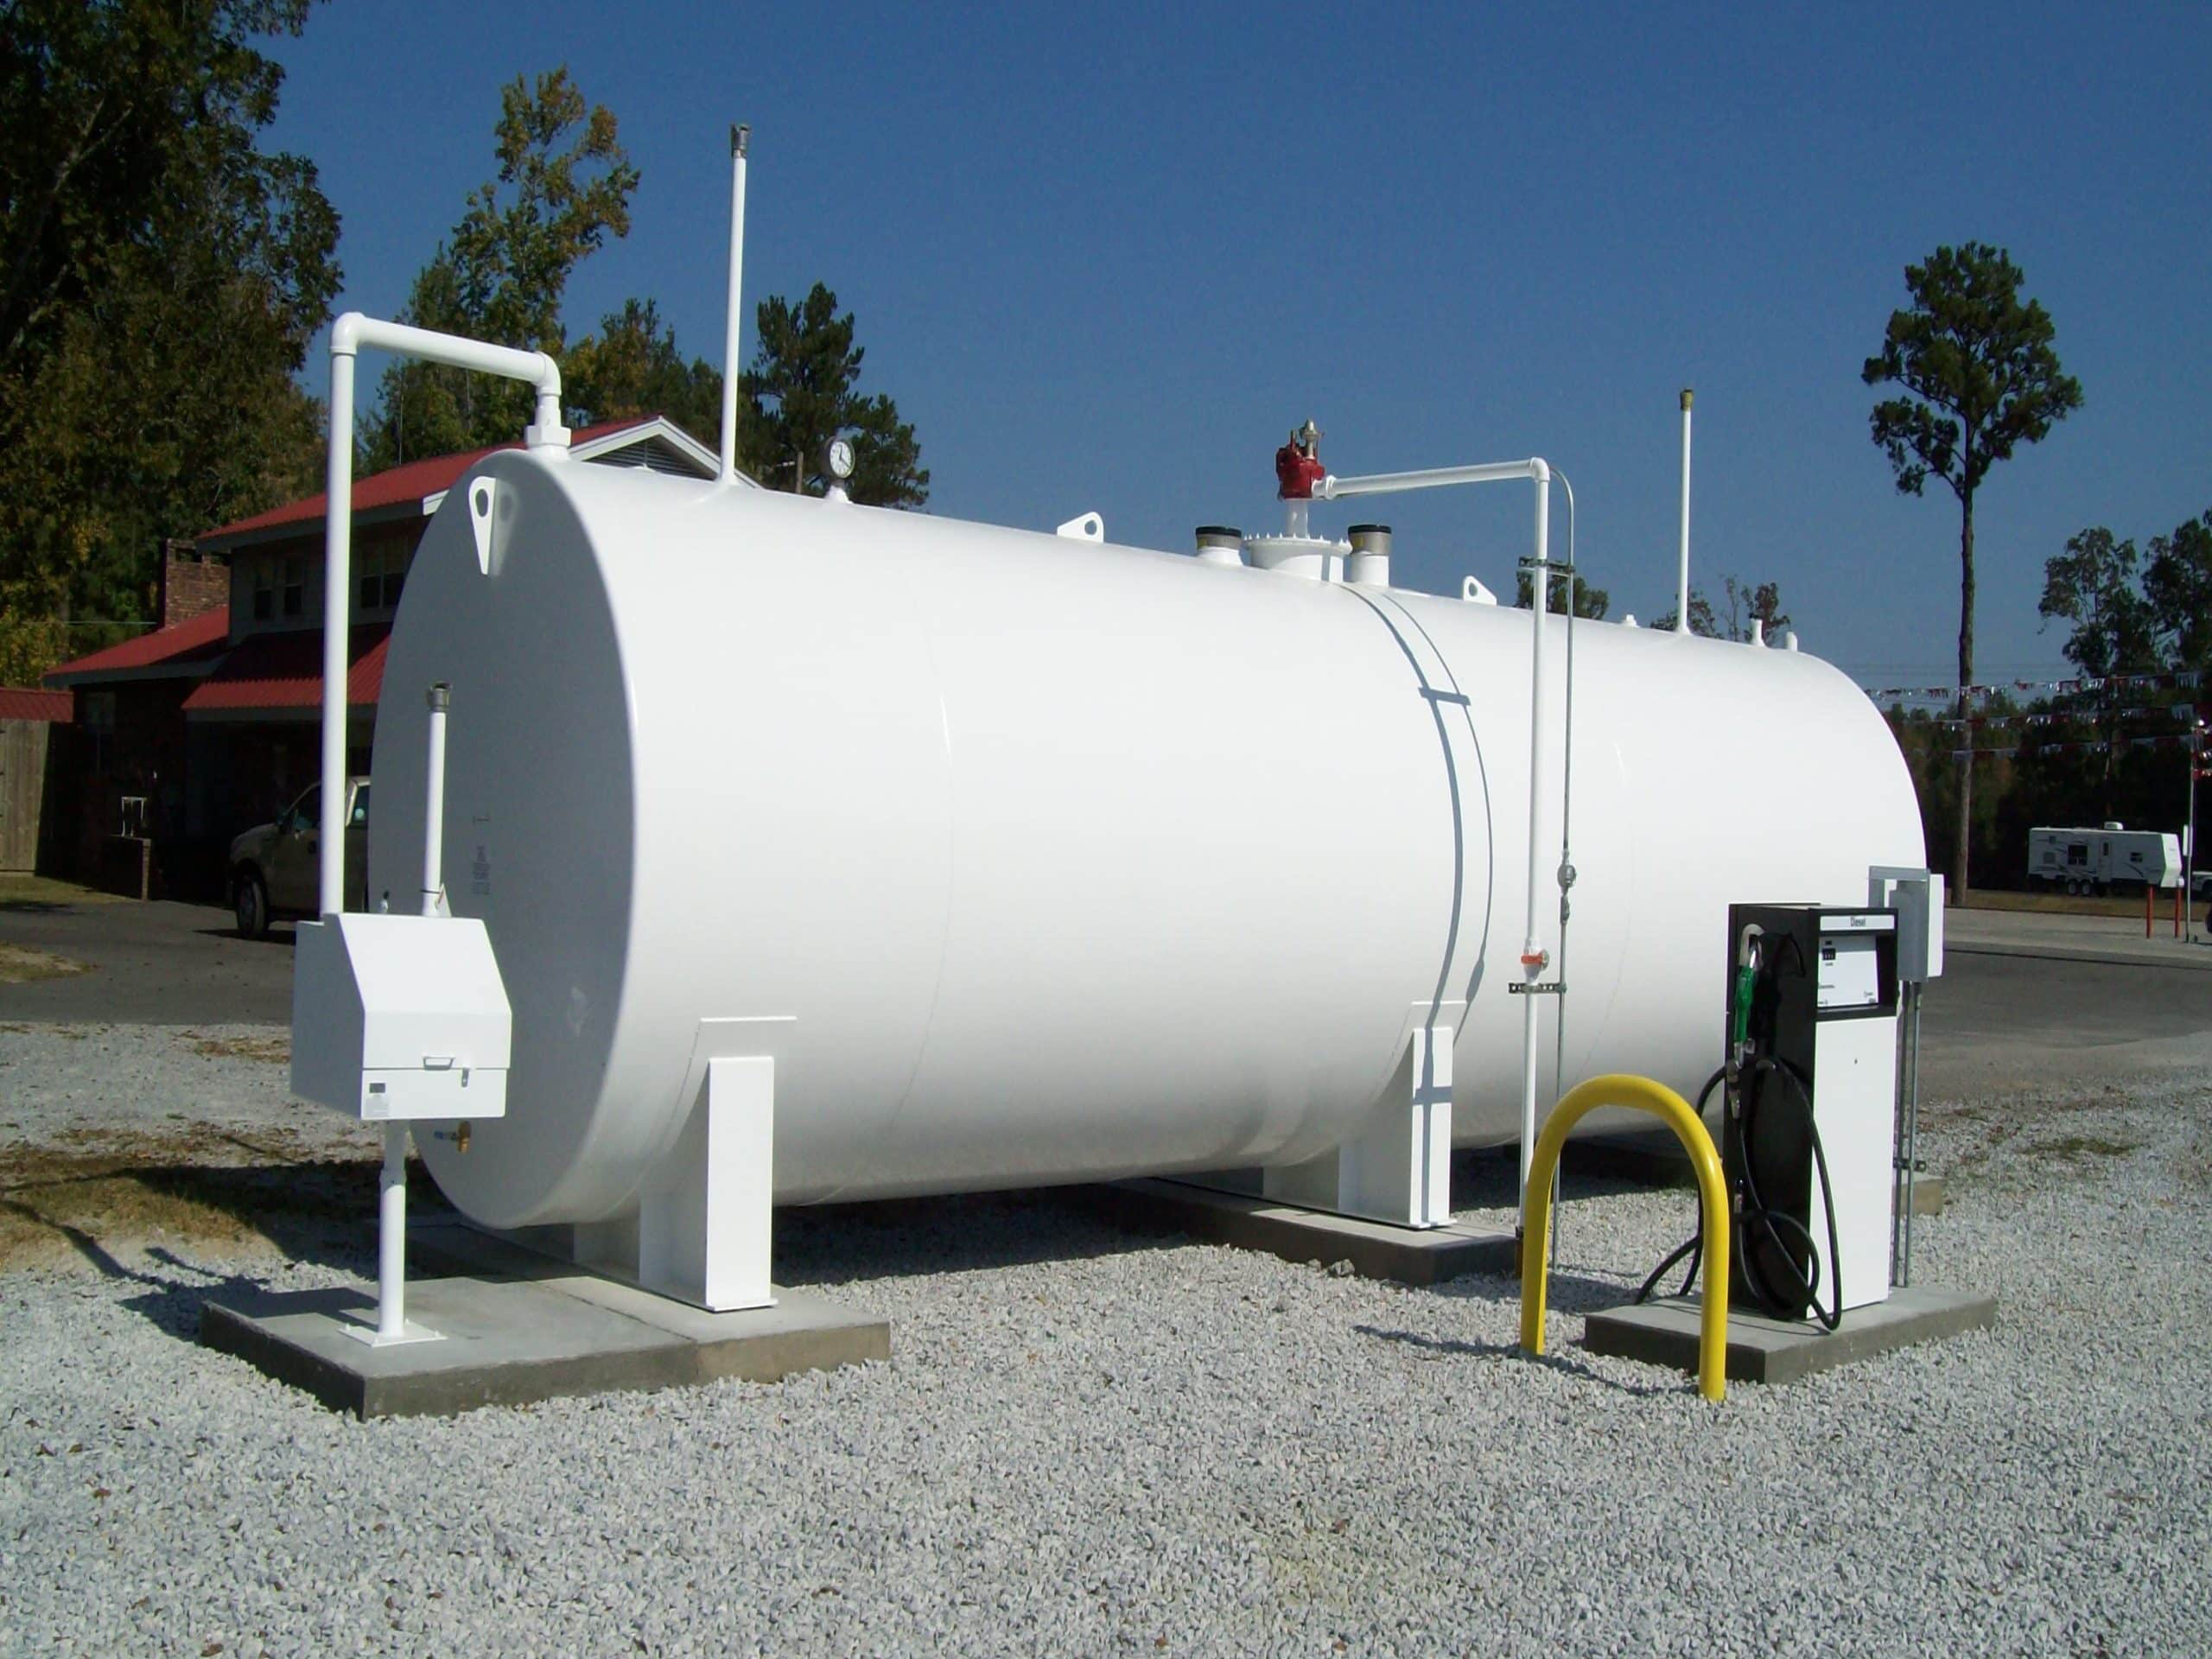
top-left (1347, 524), bottom-right (1392, 588)
top-left (1195, 525), bottom-right (1246, 567)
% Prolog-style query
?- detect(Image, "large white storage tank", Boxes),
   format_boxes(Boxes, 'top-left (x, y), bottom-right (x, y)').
top-left (370, 450), bottom-right (1923, 1231)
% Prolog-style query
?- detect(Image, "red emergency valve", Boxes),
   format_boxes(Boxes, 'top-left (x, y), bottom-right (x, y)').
top-left (1275, 418), bottom-right (1326, 499)
top-left (1519, 948), bottom-right (1550, 971)
top-left (1275, 444), bottom-right (1325, 499)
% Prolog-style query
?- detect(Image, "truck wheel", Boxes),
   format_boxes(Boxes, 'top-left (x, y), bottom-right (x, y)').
top-left (234, 871), bottom-right (270, 940)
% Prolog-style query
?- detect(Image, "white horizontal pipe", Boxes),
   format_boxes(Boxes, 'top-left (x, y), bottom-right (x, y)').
top-left (330, 314), bottom-right (566, 442)
top-left (1318, 460), bottom-right (1548, 499)
top-left (318, 312), bottom-right (569, 917)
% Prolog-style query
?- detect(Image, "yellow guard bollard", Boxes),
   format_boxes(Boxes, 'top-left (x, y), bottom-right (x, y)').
top-left (1518, 1074), bottom-right (1732, 1402)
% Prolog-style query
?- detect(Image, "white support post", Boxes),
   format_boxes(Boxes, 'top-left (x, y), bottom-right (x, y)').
top-left (375, 1121), bottom-right (409, 1340)
top-left (638, 1056), bottom-right (778, 1310)
top-left (1264, 1020), bottom-right (1456, 1229)
top-left (622, 1014), bottom-right (792, 1311)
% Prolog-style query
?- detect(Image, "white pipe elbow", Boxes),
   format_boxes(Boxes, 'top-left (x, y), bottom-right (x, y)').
top-left (1528, 457), bottom-right (1551, 486)
top-left (527, 353), bottom-right (569, 451)
top-left (329, 311), bottom-right (364, 357)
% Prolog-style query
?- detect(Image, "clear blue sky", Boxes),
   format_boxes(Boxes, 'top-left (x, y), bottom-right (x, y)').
top-left (264, 2), bottom-right (2211, 688)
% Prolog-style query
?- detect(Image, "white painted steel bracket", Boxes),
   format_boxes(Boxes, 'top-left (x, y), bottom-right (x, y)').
top-left (1264, 1009), bottom-right (1459, 1229)
top-left (467, 477), bottom-right (499, 574)
top-left (582, 1015), bottom-right (793, 1313)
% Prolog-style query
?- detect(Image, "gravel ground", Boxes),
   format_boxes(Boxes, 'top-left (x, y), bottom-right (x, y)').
top-left (2, 1021), bottom-right (2208, 1657)
top-left (0, 1023), bottom-right (372, 1159)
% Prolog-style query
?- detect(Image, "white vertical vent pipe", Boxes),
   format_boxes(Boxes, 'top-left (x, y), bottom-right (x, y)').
top-left (718, 124), bottom-right (749, 484)
top-left (1318, 457), bottom-right (1560, 1224)
top-left (318, 314), bottom-right (568, 919)
top-left (1675, 388), bottom-right (1693, 635)
top-left (421, 683), bottom-right (449, 917)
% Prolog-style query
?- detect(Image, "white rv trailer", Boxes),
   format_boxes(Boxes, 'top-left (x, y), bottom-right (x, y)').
top-left (2027, 823), bottom-right (2182, 893)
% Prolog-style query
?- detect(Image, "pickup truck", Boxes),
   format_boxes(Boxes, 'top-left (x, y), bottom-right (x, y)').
top-left (228, 777), bottom-right (369, 938)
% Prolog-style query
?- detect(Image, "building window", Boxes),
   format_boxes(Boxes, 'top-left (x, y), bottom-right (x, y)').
top-left (251, 561), bottom-right (273, 621)
top-left (282, 556), bottom-right (303, 618)
top-left (84, 690), bottom-right (115, 770)
top-left (358, 543), bottom-right (409, 613)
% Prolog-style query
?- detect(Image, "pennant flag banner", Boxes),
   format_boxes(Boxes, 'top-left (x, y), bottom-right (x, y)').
top-left (1931, 702), bottom-right (2212, 730)
top-left (1948, 733), bottom-right (2200, 759)
top-left (1871, 670), bottom-right (2203, 703)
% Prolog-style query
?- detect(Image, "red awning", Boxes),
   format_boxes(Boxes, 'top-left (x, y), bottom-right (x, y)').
top-left (181, 624), bottom-right (391, 715)
top-left (44, 607), bottom-right (231, 684)
top-left (0, 687), bottom-right (73, 721)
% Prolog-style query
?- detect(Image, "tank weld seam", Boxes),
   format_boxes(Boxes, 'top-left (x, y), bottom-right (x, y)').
top-left (1376, 589), bottom-right (1497, 1014)
top-left (1346, 586), bottom-right (1468, 1039)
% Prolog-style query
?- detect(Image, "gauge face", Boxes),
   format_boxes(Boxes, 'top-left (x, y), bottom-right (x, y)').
top-left (826, 437), bottom-right (856, 480)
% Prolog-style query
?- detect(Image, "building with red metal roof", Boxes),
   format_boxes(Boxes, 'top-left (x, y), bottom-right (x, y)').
top-left (36, 416), bottom-right (728, 896)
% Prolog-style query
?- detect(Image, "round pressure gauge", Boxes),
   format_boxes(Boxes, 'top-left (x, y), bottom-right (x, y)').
top-left (825, 437), bottom-right (856, 480)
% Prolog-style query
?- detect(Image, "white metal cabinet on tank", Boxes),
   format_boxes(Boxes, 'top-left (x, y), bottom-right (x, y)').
top-left (371, 450), bottom-right (1924, 1241)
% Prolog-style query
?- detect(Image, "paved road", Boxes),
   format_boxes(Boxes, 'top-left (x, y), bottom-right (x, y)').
top-left (1944, 903), bottom-right (2212, 971)
top-left (1917, 948), bottom-right (2212, 1096)
top-left (3, 896), bottom-right (2208, 1095)
top-left (0, 897), bottom-right (294, 1024)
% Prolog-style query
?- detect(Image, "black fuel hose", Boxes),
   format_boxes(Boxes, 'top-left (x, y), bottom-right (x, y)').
top-left (1631, 1065), bottom-right (1729, 1305)
top-left (1733, 1056), bottom-right (1844, 1331)
top-left (1633, 1056), bottom-right (1846, 1332)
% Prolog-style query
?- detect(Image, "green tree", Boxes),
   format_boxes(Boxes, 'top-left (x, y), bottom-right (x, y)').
top-left (2039, 527), bottom-right (2158, 679)
top-left (0, 0), bottom-right (338, 681)
top-left (1653, 575), bottom-right (1790, 640)
top-left (364, 67), bottom-right (637, 467)
top-left (564, 298), bottom-right (725, 446)
top-left (742, 283), bottom-right (929, 507)
top-left (1512, 568), bottom-right (1609, 619)
top-left (2143, 511), bottom-right (2212, 673)
top-left (1863, 241), bottom-right (2082, 899)
top-left (2039, 527), bottom-right (2161, 787)
top-left (1650, 589), bottom-right (1717, 637)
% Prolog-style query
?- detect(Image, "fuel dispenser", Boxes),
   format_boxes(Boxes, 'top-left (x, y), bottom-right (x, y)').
top-left (1639, 874), bottom-right (1943, 1331)
top-left (1722, 905), bottom-right (1899, 1325)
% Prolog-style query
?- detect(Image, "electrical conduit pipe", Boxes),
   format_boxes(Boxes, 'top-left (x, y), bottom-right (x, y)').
top-left (318, 313), bottom-right (568, 920)
top-left (1319, 458), bottom-right (1557, 1227)
top-left (321, 317), bottom-right (565, 1344)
